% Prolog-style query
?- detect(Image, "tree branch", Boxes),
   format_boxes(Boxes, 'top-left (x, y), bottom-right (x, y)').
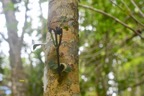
top-left (131, 0), bottom-right (144, 18)
top-left (110, 0), bottom-right (124, 11)
top-left (0, 32), bottom-right (8, 42)
top-left (120, 30), bottom-right (142, 47)
top-left (110, 0), bottom-right (144, 27)
top-left (120, 0), bottom-right (144, 27)
top-left (79, 4), bottom-right (144, 39)
top-left (131, 80), bottom-right (144, 88)
top-left (119, 79), bottom-right (144, 93)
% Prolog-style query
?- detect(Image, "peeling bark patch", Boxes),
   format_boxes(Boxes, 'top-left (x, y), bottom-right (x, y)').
top-left (43, 66), bottom-right (48, 92)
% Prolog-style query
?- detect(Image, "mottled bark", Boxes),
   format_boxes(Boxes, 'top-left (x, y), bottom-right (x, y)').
top-left (2, 0), bottom-right (26, 96)
top-left (43, 0), bottom-right (80, 96)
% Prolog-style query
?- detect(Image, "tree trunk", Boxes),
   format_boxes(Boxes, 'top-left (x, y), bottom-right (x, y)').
top-left (2, 0), bottom-right (27, 96)
top-left (43, 0), bottom-right (80, 96)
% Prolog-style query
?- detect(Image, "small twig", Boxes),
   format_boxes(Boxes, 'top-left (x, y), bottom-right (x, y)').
top-left (130, 15), bottom-right (144, 27)
top-left (79, 4), bottom-right (144, 39)
top-left (0, 32), bottom-right (8, 41)
top-left (131, 0), bottom-right (144, 18)
top-left (109, 0), bottom-right (124, 11)
top-left (110, 0), bottom-right (144, 27)
top-left (119, 79), bottom-right (144, 93)
top-left (120, 0), bottom-right (144, 27)
top-left (120, 32), bottom-right (140, 47)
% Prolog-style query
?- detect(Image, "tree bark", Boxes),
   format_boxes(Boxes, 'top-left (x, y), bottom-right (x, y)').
top-left (43, 0), bottom-right (80, 96)
top-left (2, 0), bottom-right (27, 96)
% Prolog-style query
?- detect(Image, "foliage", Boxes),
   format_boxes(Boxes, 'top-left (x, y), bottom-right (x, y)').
top-left (79, 0), bottom-right (144, 96)
top-left (25, 48), bottom-right (44, 96)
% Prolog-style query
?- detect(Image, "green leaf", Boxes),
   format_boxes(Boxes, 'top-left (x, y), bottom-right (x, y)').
top-left (63, 26), bottom-right (69, 31)
top-left (64, 66), bottom-right (72, 73)
top-left (48, 61), bottom-right (58, 70)
top-left (33, 44), bottom-right (41, 50)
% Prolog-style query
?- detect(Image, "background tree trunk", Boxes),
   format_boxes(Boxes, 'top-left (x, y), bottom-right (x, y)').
top-left (43, 0), bottom-right (80, 96)
top-left (2, 0), bottom-right (27, 96)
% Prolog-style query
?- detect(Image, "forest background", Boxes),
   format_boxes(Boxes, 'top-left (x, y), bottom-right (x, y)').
top-left (0, 0), bottom-right (144, 96)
